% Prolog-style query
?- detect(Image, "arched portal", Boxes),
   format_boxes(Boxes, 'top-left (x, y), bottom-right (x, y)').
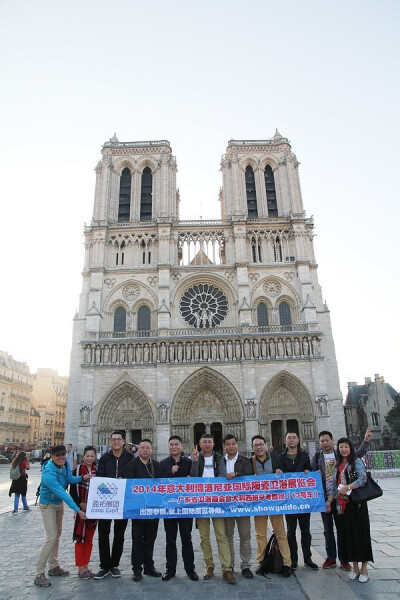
top-left (259, 371), bottom-right (315, 452)
top-left (171, 367), bottom-right (244, 453)
top-left (95, 380), bottom-right (155, 451)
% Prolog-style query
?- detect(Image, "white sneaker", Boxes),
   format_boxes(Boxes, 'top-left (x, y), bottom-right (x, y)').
top-left (359, 573), bottom-right (369, 583)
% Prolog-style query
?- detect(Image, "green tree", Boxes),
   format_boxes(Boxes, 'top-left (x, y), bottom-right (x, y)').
top-left (385, 395), bottom-right (400, 437)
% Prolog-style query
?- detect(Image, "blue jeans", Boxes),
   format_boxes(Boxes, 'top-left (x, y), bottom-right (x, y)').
top-left (321, 500), bottom-right (342, 561)
top-left (14, 493), bottom-right (28, 512)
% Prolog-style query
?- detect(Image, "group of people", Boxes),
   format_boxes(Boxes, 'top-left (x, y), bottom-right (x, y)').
top-left (27, 426), bottom-right (373, 587)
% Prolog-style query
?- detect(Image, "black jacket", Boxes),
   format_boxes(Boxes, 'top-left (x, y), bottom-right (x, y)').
top-left (223, 453), bottom-right (253, 476)
top-left (159, 455), bottom-right (198, 478)
top-left (122, 456), bottom-right (161, 479)
top-left (279, 449), bottom-right (311, 473)
top-left (251, 452), bottom-right (283, 474)
top-left (97, 449), bottom-right (132, 478)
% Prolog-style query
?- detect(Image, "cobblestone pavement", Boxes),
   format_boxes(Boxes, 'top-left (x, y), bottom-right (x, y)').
top-left (0, 469), bottom-right (399, 600)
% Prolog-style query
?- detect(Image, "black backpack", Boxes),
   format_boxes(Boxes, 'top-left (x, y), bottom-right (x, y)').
top-left (259, 533), bottom-right (283, 575)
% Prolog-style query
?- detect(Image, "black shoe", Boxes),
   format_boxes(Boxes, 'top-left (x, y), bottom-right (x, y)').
top-left (162, 571), bottom-right (175, 581)
top-left (255, 567), bottom-right (264, 576)
top-left (291, 562), bottom-right (298, 570)
top-left (94, 569), bottom-right (110, 579)
top-left (281, 566), bottom-right (291, 578)
top-left (241, 568), bottom-right (253, 579)
top-left (143, 568), bottom-right (161, 577)
top-left (186, 571), bottom-right (199, 581)
top-left (132, 571), bottom-right (142, 582)
top-left (304, 560), bottom-right (319, 570)
top-left (110, 567), bottom-right (121, 577)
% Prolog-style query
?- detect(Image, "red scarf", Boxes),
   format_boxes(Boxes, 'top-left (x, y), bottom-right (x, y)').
top-left (73, 463), bottom-right (97, 543)
top-left (337, 462), bottom-right (348, 514)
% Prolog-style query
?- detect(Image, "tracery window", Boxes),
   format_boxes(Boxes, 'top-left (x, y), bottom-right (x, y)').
top-left (264, 165), bottom-right (278, 217)
top-left (180, 284), bottom-right (228, 328)
top-left (118, 168), bottom-right (131, 222)
top-left (245, 165), bottom-right (258, 218)
top-left (279, 301), bottom-right (292, 329)
top-left (137, 306), bottom-right (151, 333)
top-left (251, 236), bottom-right (262, 263)
top-left (114, 306), bottom-right (126, 332)
top-left (257, 303), bottom-right (269, 327)
top-left (140, 167), bottom-right (153, 221)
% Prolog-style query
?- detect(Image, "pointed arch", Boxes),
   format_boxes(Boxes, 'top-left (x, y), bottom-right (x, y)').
top-left (245, 165), bottom-right (258, 218)
top-left (118, 167), bottom-right (131, 222)
top-left (95, 379), bottom-right (155, 447)
top-left (140, 166), bottom-right (153, 221)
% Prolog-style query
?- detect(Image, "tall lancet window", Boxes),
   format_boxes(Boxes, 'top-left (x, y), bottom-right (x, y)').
top-left (257, 303), bottom-right (269, 327)
top-left (279, 302), bottom-right (292, 329)
top-left (140, 167), bottom-right (153, 221)
top-left (118, 168), bottom-right (131, 222)
top-left (137, 306), bottom-right (151, 336)
top-left (114, 306), bottom-right (126, 332)
top-left (264, 165), bottom-right (278, 217)
top-left (245, 165), bottom-right (258, 218)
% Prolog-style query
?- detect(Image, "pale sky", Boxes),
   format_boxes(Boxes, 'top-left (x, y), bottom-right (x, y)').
top-left (0, 0), bottom-right (399, 398)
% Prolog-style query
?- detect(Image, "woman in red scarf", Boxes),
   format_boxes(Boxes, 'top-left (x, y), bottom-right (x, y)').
top-left (327, 437), bottom-right (372, 583)
top-left (70, 445), bottom-right (97, 578)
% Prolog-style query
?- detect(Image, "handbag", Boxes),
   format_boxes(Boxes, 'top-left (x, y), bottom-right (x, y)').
top-left (350, 472), bottom-right (383, 503)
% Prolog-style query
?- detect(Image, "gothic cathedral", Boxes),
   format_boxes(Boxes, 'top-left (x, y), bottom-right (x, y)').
top-left (65, 132), bottom-right (344, 456)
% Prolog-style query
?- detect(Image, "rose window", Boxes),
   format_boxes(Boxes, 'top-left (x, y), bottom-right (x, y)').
top-left (180, 284), bottom-right (228, 328)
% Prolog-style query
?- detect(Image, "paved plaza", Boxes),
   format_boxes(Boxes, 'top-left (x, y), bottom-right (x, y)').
top-left (0, 464), bottom-right (399, 600)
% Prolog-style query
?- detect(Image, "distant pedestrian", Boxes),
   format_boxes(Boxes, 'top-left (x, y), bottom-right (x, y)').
top-left (34, 445), bottom-right (92, 588)
top-left (70, 446), bottom-right (98, 579)
top-left (66, 443), bottom-right (78, 471)
top-left (9, 451), bottom-right (30, 513)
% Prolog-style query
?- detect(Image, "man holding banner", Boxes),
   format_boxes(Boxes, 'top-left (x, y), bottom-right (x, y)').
top-left (159, 435), bottom-right (199, 581)
top-left (251, 435), bottom-right (292, 578)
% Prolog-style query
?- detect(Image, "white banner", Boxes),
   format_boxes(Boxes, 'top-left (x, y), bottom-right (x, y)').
top-left (86, 477), bottom-right (126, 519)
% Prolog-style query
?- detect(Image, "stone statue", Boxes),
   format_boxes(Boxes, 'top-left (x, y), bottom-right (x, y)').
top-left (127, 345), bottom-right (134, 363)
top-left (235, 340), bottom-right (241, 360)
top-left (136, 344), bottom-right (143, 363)
top-left (252, 339), bottom-right (259, 359)
top-left (103, 345), bottom-right (110, 363)
top-left (277, 339), bottom-right (284, 358)
top-left (285, 339), bottom-right (292, 356)
top-left (293, 338), bottom-right (300, 357)
top-left (208, 311), bottom-right (214, 328)
top-left (85, 346), bottom-right (92, 363)
top-left (119, 345), bottom-right (125, 363)
top-left (158, 403), bottom-right (168, 423)
top-left (160, 343), bottom-right (166, 362)
top-left (143, 344), bottom-right (149, 362)
top-left (303, 338), bottom-right (309, 357)
top-left (194, 342), bottom-right (200, 361)
top-left (312, 337), bottom-right (320, 357)
top-left (185, 342), bottom-right (192, 361)
top-left (111, 345), bottom-right (117, 363)
top-left (243, 339), bottom-right (251, 359)
top-left (218, 340), bottom-right (225, 360)
top-left (247, 401), bottom-right (256, 419)
top-left (152, 343), bottom-right (158, 363)
top-left (261, 339), bottom-right (267, 358)
top-left (169, 343), bottom-right (175, 362)
top-left (211, 341), bottom-right (217, 361)
top-left (177, 343), bottom-right (183, 362)
top-left (227, 340), bottom-right (233, 360)
top-left (202, 341), bottom-right (209, 360)
top-left (95, 346), bottom-right (101, 364)
top-left (80, 406), bottom-right (89, 426)
top-left (195, 312), bottom-right (201, 328)
top-left (269, 339), bottom-right (276, 358)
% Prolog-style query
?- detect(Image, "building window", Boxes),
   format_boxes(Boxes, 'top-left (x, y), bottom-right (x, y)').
top-left (251, 237), bottom-right (262, 263)
top-left (264, 165), bottom-right (278, 217)
top-left (140, 167), bottom-right (153, 221)
top-left (114, 307), bottom-right (126, 332)
top-left (371, 413), bottom-right (379, 426)
top-left (118, 168), bottom-right (131, 222)
top-left (137, 306), bottom-right (151, 334)
top-left (245, 165), bottom-right (258, 218)
top-left (279, 301), bottom-right (292, 329)
top-left (273, 236), bottom-right (282, 262)
top-left (257, 303), bottom-right (268, 327)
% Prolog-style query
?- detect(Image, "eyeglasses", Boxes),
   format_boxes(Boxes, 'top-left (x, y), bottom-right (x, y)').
top-left (253, 443), bottom-right (265, 448)
top-left (110, 438), bottom-right (123, 442)
top-left (54, 452), bottom-right (66, 457)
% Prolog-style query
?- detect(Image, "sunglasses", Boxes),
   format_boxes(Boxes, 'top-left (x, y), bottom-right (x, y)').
top-left (54, 452), bottom-right (66, 457)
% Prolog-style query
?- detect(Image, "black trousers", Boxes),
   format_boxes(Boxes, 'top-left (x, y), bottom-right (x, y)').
top-left (285, 513), bottom-right (312, 563)
top-left (98, 518), bottom-right (128, 570)
top-left (131, 519), bottom-right (159, 572)
top-left (164, 518), bottom-right (195, 574)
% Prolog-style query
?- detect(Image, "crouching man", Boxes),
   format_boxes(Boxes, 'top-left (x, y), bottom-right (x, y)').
top-left (35, 445), bottom-right (92, 587)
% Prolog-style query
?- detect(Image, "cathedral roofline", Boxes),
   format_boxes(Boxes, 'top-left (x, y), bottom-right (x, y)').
top-left (227, 134), bottom-right (290, 148)
top-left (102, 139), bottom-right (171, 150)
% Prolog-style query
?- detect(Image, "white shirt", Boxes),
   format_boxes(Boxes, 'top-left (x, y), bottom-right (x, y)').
top-left (202, 455), bottom-right (215, 478)
top-left (324, 452), bottom-right (336, 494)
top-left (225, 451), bottom-right (239, 475)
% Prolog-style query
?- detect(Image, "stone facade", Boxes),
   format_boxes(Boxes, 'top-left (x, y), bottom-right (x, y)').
top-left (31, 368), bottom-right (68, 447)
top-left (0, 351), bottom-right (33, 446)
top-left (345, 375), bottom-right (400, 450)
top-left (65, 132), bottom-right (344, 457)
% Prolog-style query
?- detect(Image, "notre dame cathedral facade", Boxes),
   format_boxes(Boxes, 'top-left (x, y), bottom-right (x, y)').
top-left (65, 132), bottom-right (344, 457)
